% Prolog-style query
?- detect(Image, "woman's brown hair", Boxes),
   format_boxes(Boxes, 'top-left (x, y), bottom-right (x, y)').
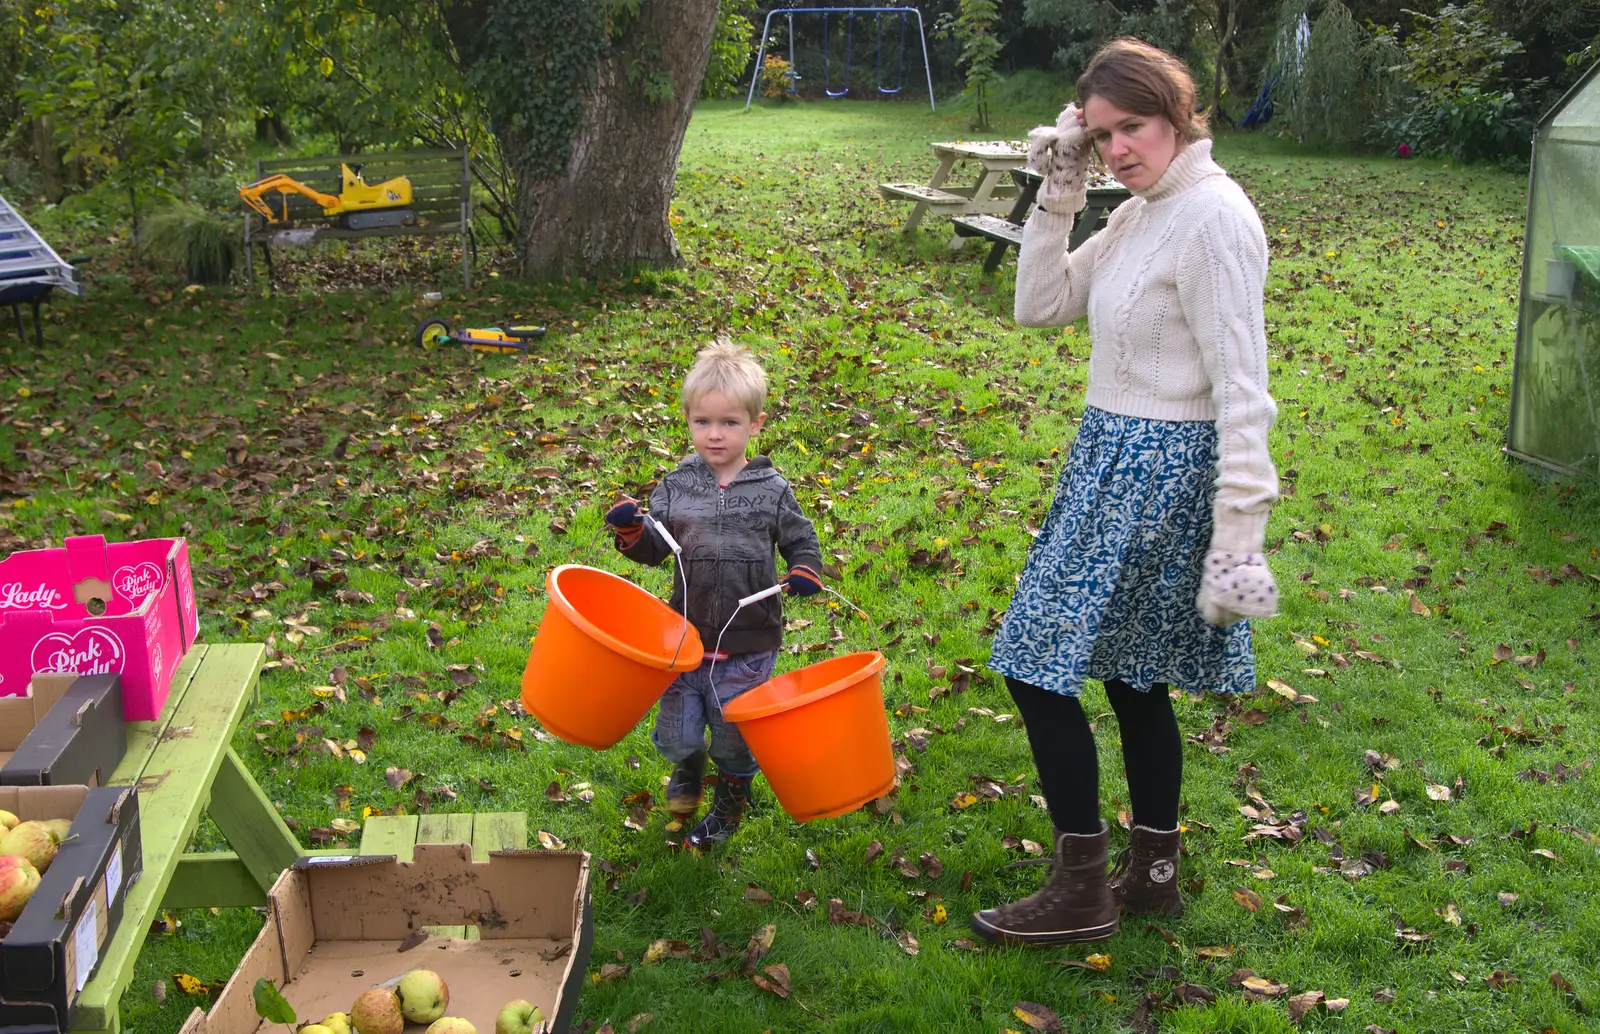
top-left (1076, 38), bottom-right (1210, 143)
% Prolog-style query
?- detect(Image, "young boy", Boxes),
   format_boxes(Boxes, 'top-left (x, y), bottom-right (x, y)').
top-left (605, 340), bottom-right (823, 848)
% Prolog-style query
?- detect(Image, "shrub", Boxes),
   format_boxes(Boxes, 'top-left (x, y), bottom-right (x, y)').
top-left (140, 205), bottom-right (239, 285)
top-left (760, 54), bottom-right (798, 100)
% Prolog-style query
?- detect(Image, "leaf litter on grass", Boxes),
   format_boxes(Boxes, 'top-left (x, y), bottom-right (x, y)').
top-left (20, 102), bottom-right (1600, 1034)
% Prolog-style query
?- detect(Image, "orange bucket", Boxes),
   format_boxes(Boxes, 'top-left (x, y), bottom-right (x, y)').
top-left (722, 651), bottom-right (894, 822)
top-left (521, 564), bottom-right (704, 749)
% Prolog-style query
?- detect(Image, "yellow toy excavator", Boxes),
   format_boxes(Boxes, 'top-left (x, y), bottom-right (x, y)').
top-left (239, 164), bottom-right (415, 230)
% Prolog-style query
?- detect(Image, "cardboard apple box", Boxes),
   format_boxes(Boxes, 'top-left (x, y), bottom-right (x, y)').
top-left (0, 675), bottom-right (77, 771)
top-left (0, 535), bottom-right (201, 721)
top-left (0, 784), bottom-right (143, 1034)
top-left (0, 675), bottom-right (126, 787)
top-left (178, 843), bottom-right (594, 1034)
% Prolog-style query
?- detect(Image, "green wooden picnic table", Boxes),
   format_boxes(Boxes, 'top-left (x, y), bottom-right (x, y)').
top-left (69, 643), bottom-right (299, 1033)
top-left (65, 642), bottom-right (531, 1033)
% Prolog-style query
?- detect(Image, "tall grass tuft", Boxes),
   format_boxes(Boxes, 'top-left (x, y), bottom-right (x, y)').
top-left (141, 204), bottom-right (239, 285)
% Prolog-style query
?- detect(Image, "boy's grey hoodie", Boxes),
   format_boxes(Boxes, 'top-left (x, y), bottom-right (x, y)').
top-left (619, 454), bottom-right (822, 655)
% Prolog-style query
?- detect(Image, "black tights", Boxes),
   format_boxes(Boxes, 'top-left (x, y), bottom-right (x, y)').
top-left (1006, 676), bottom-right (1182, 835)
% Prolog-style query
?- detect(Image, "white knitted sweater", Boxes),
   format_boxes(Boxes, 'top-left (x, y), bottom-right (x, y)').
top-left (1014, 139), bottom-right (1278, 555)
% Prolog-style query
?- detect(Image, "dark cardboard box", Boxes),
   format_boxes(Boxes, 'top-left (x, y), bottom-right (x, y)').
top-left (0, 785), bottom-right (143, 1034)
top-left (179, 842), bottom-right (593, 1034)
top-left (0, 676), bottom-right (126, 788)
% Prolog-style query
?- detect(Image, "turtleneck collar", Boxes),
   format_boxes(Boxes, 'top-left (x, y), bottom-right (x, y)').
top-left (1134, 138), bottom-right (1223, 201)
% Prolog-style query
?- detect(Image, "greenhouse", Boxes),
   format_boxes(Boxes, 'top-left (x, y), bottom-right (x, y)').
top-left (1510, 59), bottom-right (1600, 475)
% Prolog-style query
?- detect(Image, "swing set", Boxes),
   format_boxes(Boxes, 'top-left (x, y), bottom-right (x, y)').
top-left (744, 6), bottom-right (936, 112)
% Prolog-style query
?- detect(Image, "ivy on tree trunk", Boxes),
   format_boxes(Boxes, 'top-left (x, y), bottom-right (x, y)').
top-left (443, 0), bottom-right (720, 281)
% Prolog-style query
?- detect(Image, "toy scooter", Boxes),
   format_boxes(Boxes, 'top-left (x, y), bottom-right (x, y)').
top-left (414, 317), bottom-right (547, 354)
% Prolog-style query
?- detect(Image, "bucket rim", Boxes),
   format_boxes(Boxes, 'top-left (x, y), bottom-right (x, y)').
top-left (546, 563), bottom-right (703, 673)
top-left (722, 651), bottom-right (886, 722)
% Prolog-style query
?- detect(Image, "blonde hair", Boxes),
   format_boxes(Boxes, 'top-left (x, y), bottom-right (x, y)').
top-left (682, 338), bottom-right (767, 419)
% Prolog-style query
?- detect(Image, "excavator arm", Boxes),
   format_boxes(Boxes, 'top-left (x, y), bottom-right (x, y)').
top-left (239, 174), bottom-right (341, 224)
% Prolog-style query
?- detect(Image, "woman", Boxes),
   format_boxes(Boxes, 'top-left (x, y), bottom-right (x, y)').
top-left (973, 38), bottom-right (1280, 946)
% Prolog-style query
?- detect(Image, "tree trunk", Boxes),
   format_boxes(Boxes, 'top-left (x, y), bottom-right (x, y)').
top-left (448, 0), bottom-right (720, 281)
top-left (32, 117), bottom-right (66, 204)
top-left (1212, 0), bottom-right (1239, 119)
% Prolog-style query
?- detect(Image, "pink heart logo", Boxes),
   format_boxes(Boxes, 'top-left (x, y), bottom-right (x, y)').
top-left (112, 562), bottom-right (165, 603)
top-left (31, 627), bottom-right (127, 676)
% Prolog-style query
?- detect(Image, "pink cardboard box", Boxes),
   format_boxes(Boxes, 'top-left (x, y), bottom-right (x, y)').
top-left (0, 535), bottom-right (201, 720)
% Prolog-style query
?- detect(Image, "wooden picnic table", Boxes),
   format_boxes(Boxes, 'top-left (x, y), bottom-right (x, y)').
top-left (65, 642), bottom-right (532, 1033)
top-left (879, 140), bottom-right (1033, 236)
top-left (953, 167), bottom-right (1134, 273)
top-left (67, 643), bottom-right (296, 1033)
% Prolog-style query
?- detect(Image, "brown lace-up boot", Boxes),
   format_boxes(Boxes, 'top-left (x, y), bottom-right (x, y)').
top-left (970, 821), bottom-right (1118, 945)
top-left (1110, 824), bottom-right (1184, 917)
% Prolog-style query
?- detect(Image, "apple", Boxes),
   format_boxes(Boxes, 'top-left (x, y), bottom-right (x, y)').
top-left (318, 1012), bottom-right (353, 1034)
top-left (41, 819), bottom-right (73, 842)
top-left (297, 1026), bottom-right (334, 1034)
top-left (495, 1000), bottom-right (545, 1034)
top-left (396, 968), bottom-right (449, 1024)
top-left (425, 1020), bottom-right (476, 1034)
top-left (0, 810), bottom-right (17, 831)
top-left (348, 988), bottom-right (404, 1034)
top-left (0, 855), bottom-right (42, 922)
top-left (0, 821), bottom-right (60, 874)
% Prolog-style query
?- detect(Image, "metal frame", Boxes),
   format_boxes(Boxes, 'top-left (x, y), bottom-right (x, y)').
top-left (745, 6), bottom-right (935, 112)
top-left (1505, 57), bottom-right (1600, 475)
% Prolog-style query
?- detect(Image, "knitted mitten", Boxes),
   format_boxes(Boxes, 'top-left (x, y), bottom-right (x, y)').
top-left (1196, 551), bottom-right (1278, 627)
top-left (1027, 103), bottom-right (1092, 214)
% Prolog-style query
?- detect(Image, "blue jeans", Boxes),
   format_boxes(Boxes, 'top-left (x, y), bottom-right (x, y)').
top-left (652, 651), bottom-right (776, 778)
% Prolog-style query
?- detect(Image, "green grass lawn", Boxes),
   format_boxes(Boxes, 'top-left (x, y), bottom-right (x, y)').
top-left (3, 96), bottom-right (1598, 1034)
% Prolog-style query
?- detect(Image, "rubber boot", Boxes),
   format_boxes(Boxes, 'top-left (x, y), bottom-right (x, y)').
top-left (1110, 824), bottom-right (1184, 917)
top-left (685, 772), bottom-right (754, 849)
top-left (664, 750), bottom-right (708, 835)
top-left (970, 821), bottom-right (1119, 945)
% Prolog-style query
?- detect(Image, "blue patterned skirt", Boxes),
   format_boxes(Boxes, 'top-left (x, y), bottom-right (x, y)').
top-left (988, 406), bottom-right (1254, 697)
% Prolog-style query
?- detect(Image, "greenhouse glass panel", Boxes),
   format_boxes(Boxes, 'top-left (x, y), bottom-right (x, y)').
top-left (1510, 61), bottom-right (1600, 476)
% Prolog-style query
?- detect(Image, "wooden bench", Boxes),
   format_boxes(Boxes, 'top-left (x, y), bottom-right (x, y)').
top-left (953, 168), bottom-right (1133, 273)
top-left (242, 148), bottom-right (474, 289)
top-left (357, 812), bottom-right (528, 939)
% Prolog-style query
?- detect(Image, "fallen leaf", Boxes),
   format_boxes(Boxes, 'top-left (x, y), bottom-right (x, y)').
top-left (537, 830), bottom-right (566, 850)
top-left (1011, 1001), bottom-right (1063, 1032)
top-left (1241, 976), bottom-right (1290, 998)
top-left (1286, 989), bottom-right (1325, 1021)
top-left (897, 931), bottom-right (919, 956)
top-left (593, 963), bottom-right (630, 985)
top-left (1233, 887), bottom-right (1265, 912)
top-left (750, 963), bottom-right (791, 999)
top-left (742, 923), bottom-right (776, 974)
top-left (744, 884), bottom-right (774, 904)
top-left (1426, 783), bottom-right (1452, 801)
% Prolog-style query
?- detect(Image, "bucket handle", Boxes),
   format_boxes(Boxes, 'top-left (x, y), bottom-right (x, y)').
top-left (708, 581), bottom-right (881, 719)
top-left (578, 510), bottom-right (694, 671)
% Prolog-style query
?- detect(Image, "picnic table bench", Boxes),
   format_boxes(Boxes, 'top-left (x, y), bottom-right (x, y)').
top-left (878, 140), bottom-right (1030, 236)
top-left (953, 167), bottom-right (1133, 273)
top-left (242, 148), bottom-right (474, 290)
